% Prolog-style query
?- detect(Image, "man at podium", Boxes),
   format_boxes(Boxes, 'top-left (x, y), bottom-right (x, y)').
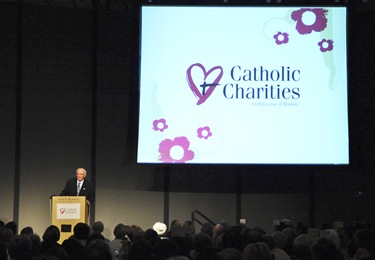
top-left (60, 168), bottom-right (95, 205)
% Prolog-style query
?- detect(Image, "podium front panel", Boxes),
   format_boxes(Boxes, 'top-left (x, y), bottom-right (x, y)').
top-left (51, 196), bottom-right (88, 244)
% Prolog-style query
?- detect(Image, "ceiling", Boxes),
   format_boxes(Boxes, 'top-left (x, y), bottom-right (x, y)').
top-left (2, 0), bottom-right (375, 10)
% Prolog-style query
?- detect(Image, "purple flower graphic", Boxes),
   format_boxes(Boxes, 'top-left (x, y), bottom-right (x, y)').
top-left (318, 39), bottom-right (334, 52)
top-left (291, 8), bottom-right (328, 35)
top-left (153, 118), bottom-right (168, 132)
top-left (158, 136), bottom-right (194, 163)
top-left (274, 32), bottom-right (289, 45)
top-left (197, 126), bottom-right (212, 139)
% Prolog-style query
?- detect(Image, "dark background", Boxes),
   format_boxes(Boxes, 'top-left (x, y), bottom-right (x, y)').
top-left (0, 0), bottom-right (374, 237)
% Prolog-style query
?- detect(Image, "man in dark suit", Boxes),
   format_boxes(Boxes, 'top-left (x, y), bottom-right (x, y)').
top-left (60, 168), bottom-right (95, 205)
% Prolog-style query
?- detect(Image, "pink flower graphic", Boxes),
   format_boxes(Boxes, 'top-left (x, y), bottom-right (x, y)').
top-left (291, 8), bottom-right (328, 35)
top-left (153, 118), bottom-right (168, 132)
top-left (158, 136), bottom-right (195, 163)
top-left (274, 32), bottom-right (289, 45)
top-left (318, 39), bottom-right (334, 52)
top-left (197, 126), bottom-right (212, 139)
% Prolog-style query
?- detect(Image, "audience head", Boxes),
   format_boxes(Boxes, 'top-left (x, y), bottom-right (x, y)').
top-left (7, 235), bottom-right (32, 260)
top-left (29, 233), bottom-right (41, 257)
top-left (167, 256), bottom-right (190, 260)
top-left (20, 226), bottom-right (33, 236)
top-left (241, 228), bottom-right (263, 249)
top-left (275, 219), bottom-right (294, 232)
top-left (273, 231), bottom-right (288, 249)
top-left (45, 246), bottom-right (69, 260)
top-left (213, 248), bottom-right (246, 260)
top-left (129, 240), bottom-right (154, 260)
top-left (154, 238), bottom-right (180, 259)
top-left (182, 221), bottom-right (196, 237)
top-left (201, 222), bottom-right (214, 237)
top-left (319, 229), bottom-right (341, 250)
top-left (92, 221), bottom-right (105, 234)
top-left (170, 220), bottom-right (184, 238)
top-left (61, 236), bottom-right (85, 260)
top-left (5, 221), bottom-right (17, 236)
top-left (74, 222), bottom-right (91, 240)
top-left (261, 235), bottom-right (276, 250)
top-left (0, 227), bottom-right (14, 247)
top-left (42, 225), bottom-right (60, 243)
top-left (153, 222), bottom-right (168, 237)
top-left (312, 237), bottom-right (345, 260)
top-left (113, 223), bottom-right (127, 239)
top-left (84, 239), bottom-right (112, 260)
top-left (243, 242), bottom-right (273, 260)
top-left (293, 234), bottom-right (314, 259)
top-left (170, 220), bottom-right (182, 230)
top-left (221, 226), bottom-right (242, 250)
top-left (193, 233), bottom-right (213, 253)
top-left (354, 229), bottom-right (375, 255)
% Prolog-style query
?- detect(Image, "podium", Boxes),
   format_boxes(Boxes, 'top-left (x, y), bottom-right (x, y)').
top-left (51, 196), bottom-right (89, 244)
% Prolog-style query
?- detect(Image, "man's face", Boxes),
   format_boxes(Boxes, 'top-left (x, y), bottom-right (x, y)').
top-left (76, 169), bottom-right (86, 181)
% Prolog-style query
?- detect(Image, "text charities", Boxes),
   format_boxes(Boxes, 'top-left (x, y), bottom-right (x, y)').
top-left (223, 65), bottom-right (301, 103)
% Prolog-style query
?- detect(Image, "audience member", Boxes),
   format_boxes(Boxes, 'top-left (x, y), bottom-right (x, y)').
top-left (241, 228), bottom-right (263, 251)
top-left (44, 246), bottom-right (69, 260)
top-left (169, 220), bottom-right (182, 238)
top-left (182, 221), bottom-right (196, 237)
top-left (212, 248), bottom-right (246, 260)
top-left (7, 235), bottom-right (32, 260)
top-left (282, 227), bottom-right (298, 257)
top-left (262, 234), bottom-right (291, 260)
top-left (92, 221), bottom-right (110, 242)
top-left (127, 225), bottom-right (144, 242)
top-left (0, 241), bottom-right (7, 260)
top-left (40, 225), bottom-right (61, 256)
top-left (84, 238), bottom-right (112, 260)
top-left (293, 234), bottom-right (313, 260)
top-left (145, 228), bottom-right (162, 250)
top-left (20, 226), bottom-right (34, 236)
top-left (154, 238), bottom-right (181, 260)
top-left (353, 229), bottom-right (375, 260)
top-left (200, 222), bottom-right (214, 238)
top-left (72, 222), bottom-right (91, 247)
top-left (153, 222), bottom-right (168, 239)
top-left (243, 242), bottom-right (273, 260)
top-left (4, 218), bottom-right (375, 260)
top-left (311, 237), bottom-right (345, 260)
top-left (88, 232), bottom-right (106, 245)
top-left (28, 233), bottom-right (41, 258)
top-left (128, 240), bottom-right (155, 260)
top-left (61, 236), bottom-right (85, 260)
top-left (5, 221), bottom-right (17, 236)
top-left (109, 223), bottom-right (129, 260)
top-left (0, 227), bottom-right (14, 247)
top-left (189, 232), bottom-right (213, 260)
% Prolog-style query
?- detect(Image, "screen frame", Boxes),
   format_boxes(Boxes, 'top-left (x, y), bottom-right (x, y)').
top-left (137, 0), bottom-right (351, 167)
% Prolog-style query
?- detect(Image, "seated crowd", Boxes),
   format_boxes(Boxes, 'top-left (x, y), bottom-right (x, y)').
top-left (0, 218), bottom-right (374, 260)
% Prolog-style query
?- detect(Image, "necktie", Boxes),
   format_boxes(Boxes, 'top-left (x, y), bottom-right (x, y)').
top-left (77, 181), bottom-right (81, 196)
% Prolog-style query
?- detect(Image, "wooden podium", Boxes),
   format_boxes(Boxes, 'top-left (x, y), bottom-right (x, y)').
top-left (51, 196), bottom-right (89, 244)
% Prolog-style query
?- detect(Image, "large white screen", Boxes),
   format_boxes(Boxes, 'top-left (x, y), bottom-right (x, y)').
top-left (138, 5), bottom-right (348, 164)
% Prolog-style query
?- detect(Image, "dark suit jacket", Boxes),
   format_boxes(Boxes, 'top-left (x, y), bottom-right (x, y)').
top-left (60, 177), bottom-right (95, 204)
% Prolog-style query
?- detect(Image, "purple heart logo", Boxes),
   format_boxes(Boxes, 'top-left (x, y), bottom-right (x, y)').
top-left (186, 63), bottom-right (223, 105)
